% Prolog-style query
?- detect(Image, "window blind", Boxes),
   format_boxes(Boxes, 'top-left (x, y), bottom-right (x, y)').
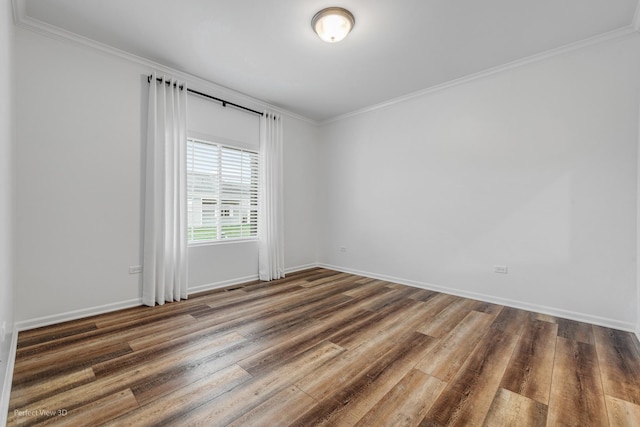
top-left (187, 137), bottom-right (259, 242)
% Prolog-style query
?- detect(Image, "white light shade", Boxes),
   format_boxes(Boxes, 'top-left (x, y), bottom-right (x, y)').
top-left (312, 7), bottom-right (355, 43)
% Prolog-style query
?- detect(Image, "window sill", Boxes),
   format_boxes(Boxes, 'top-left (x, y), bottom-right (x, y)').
top-left (188, 237), bottom-right (258, 247)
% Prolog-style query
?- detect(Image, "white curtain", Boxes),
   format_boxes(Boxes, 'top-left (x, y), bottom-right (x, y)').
top-left (258, 112), bottom-right (285, 281)
top-left (142, 73), bottom-right (188, 305)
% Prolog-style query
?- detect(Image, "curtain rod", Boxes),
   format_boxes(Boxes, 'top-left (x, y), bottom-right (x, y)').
top-left (147, 75), bottom-right (264, 117)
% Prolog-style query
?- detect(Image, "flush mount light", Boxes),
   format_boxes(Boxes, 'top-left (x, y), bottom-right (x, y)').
top-left (311, 7), bottom-right (355, 43)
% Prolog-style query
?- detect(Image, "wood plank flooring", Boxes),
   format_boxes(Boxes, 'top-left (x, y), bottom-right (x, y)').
top-left (7, 268), bottom-right (640, 426)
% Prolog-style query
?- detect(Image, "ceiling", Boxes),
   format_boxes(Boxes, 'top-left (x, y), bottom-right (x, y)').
top-left (18, 0), bottom-right (640, 122)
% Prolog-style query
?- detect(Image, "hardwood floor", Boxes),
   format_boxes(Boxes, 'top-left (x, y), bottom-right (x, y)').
top-left (7, 268), bottom-right (640, 426)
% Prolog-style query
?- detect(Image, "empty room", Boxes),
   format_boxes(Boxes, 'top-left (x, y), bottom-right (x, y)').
top-left (2, 0), bottom-right (640, 425)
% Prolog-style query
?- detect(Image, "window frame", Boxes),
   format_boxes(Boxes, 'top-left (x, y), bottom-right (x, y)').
top-left (186, 135), bottom-right (259, 246)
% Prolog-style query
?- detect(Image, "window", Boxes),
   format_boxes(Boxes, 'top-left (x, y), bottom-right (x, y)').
top-left (187, 137), bottom-right (258, 242)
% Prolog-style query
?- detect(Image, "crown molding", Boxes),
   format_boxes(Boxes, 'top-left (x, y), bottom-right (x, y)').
top-left (12, 0), bottom-right (638, 127)
top-left (322, 25), bottom-right (639, 125)
top-left (11, 0), bottom-right (318, 126)
top-left (11, 0), bottom-right (24, 25)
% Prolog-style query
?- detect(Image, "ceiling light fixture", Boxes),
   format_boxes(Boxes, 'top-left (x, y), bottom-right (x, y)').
top-left (311, 7), bottom-right (355, 43)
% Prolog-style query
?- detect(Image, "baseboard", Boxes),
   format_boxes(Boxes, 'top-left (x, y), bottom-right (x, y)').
top-left (285, 263), bottom-right (320, 274)
top-left (15, 298), bottom-right (143, 332)
top-left (0, 327), bottom-right (18, 427)
top-left (318, 263), bottom-right (637, 333)
top-left (15, 264), bottom-right (323, 331)
top-left (187, 264), bottom-right (321, 295)
top-left (12, 261), bottom-right (633, 337)
top-left (188, 274), bottom-right (260, 294)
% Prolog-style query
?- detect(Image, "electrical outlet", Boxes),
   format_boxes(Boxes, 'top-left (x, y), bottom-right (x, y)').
top-left (129, 265), bottom-right (142, 274)
top-left (494, 265), bottom-right (508, 274)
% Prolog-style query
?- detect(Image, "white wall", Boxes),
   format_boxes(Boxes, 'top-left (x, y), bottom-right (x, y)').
top-left (0, 0), bottom-right (14, 420)
top-left (283, 116), bottom-right (320, 270)
top-left (319, 35), bottom-right (640, 329)
top-left (14, 27), bottom-right (319, 324)
top-left (14, 28), bottom-right (146, 323)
